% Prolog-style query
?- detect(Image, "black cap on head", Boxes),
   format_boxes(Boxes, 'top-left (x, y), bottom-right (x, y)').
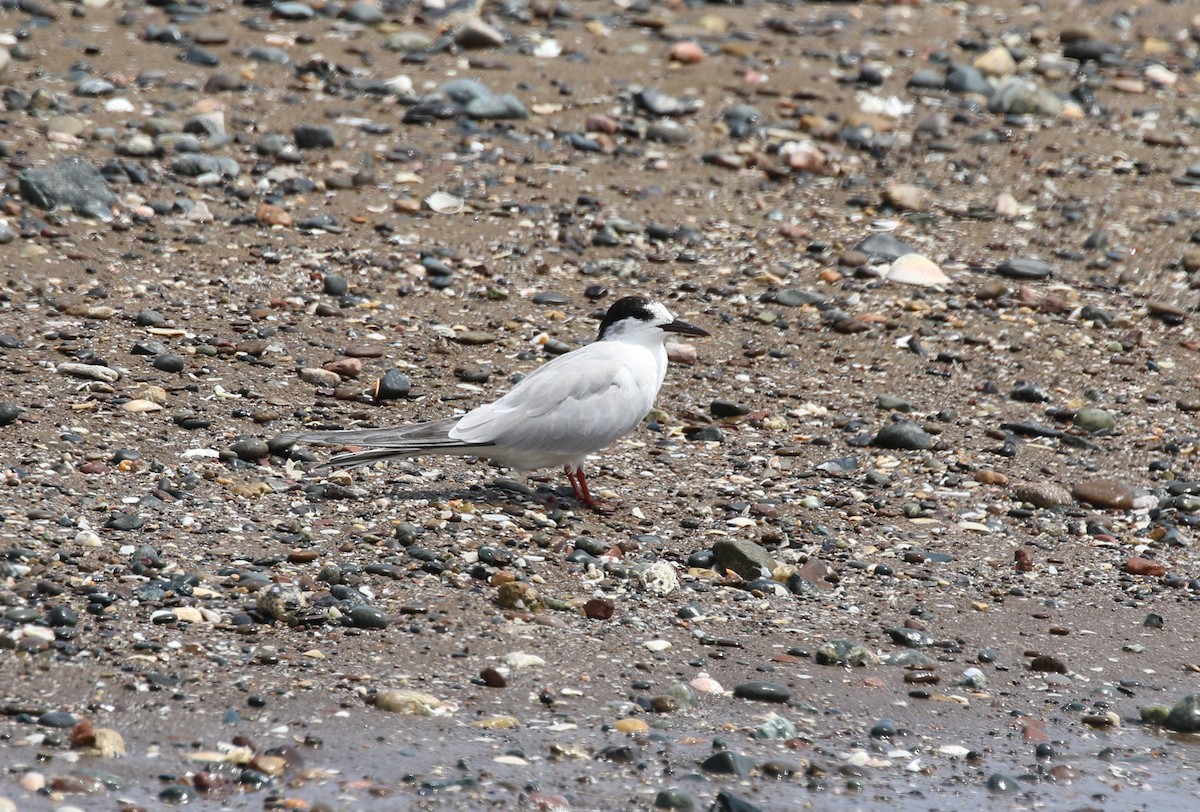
top-left (596, 296), bottom-right (657, 340)
top-left (595, 296), bottom-right (709, 340)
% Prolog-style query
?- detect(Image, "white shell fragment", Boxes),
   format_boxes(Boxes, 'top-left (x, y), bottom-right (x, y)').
top-left (424, 191), bottom-right (464, 214)
top-left (886, 254), bottom-right (951, 287)
top-left (57, 362), bottom-right (120, 383)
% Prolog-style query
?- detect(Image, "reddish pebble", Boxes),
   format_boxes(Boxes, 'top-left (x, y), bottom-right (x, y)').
top-left (1014, 548), bottom-right (1033, 572)
top-left (323, 358), bottom-right (363, 379)
top-left (584, 598), bottom-right (614, 620)
top-left (669, 41), bottom-right (704, 64)
top-left (1125, 556), bottom-right (1167, 577)
top-left (584, 113), bottom-right (619, 134)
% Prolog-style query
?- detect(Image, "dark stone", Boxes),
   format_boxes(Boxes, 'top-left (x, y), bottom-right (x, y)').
top-left (732, 680), bottom-right (790, 703)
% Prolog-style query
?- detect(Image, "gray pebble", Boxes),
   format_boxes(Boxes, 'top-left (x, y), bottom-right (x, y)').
top-left (712, 538), bottom-right (773, 580)
top-left (732, 680), bottom-right (790, 703)
top-left (231, 437), bottom-right (270, 461)
top-left (873, 422), bottom-right (932, 450)
top-left (995, 257), bottom-right (1055, 279)
top-left (18, 157), bottom-right (118, 220)
top-left (293, 125), bottom-right (337, 149)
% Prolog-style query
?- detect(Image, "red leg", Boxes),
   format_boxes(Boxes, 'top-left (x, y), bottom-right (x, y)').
top-left (563, 466), bottom-right (614, 513)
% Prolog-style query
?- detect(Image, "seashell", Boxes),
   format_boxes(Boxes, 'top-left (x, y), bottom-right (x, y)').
top-left (121, 399), bottom-right (163, 413)
top-left (886, 254), bottom-right (950, 287)
top-left (424, 191), bottom-right (464, 214)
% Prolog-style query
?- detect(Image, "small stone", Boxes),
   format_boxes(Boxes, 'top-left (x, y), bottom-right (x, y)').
top-left (883, 183), bottom-right (929, 212)
top-left (1125, 557), bottom-right (1167, 577)
top-left (700, 750), bottom-right (755, 777)
top-left (348, 605), bottom-right (390, 629)
top-left (1073, 407), bottom-right (1115, 434)
top-left (256, 202), bottom-right (293, 227)
top-left (584, 598), bottom-right (614, 620)
top-left (710, 400), bottom-right (750, 418)
top-left (665, 342), bottom-right (697, 364)
top-left (324, 358), bottom-right (363, 379)
top-left (1071, 478), bottom-right (1135, 510)
top-left (293, 125), bottom-right (337, 149)
top-left (973, 45), bottom-right (1017, 77)
top-left (873, 422), bottom-right (932, 450)
top-left (1029, 654), bottom-right (1068, 674)
top-left (19, 154), bottom-right (117, 217)
top-left (986, 774), bottom-right (1021, 793)
top-left (654, 788), bottom-right (695, 810)
top-left (231, 437), bottom-right (269, 461)
top-left (995, 257), bottom-right (1055, 279)
top-left (152, 354), bottom-right (185, 373)
top-left (709, 790), bottom-right (763, 812)
top-left (712, 538), bottom-right (774, 580)
top-left (373, 369), bottom-right (411, 401)
top-left (1011, 482), bottom-right (1072, 509)
top-left (0, 403), bottom-right (21, 426)
top-left (38, 711), bottom-right (79, 728)
top-left (1164, 693), bottom-right (1200, 733)
top-left (375, 690), bottom-right (443, 715)
top-left (454, 19), bottom-right (505, 49)
top-left (732, 681), bottom-right (790, 703)
top-left (668, 41), bottom-right (704, 64)
top-left (496, 581), bottom-right (542, 612)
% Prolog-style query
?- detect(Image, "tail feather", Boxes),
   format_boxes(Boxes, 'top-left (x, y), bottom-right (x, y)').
top-left (280, 417), bottom-right (493, 469)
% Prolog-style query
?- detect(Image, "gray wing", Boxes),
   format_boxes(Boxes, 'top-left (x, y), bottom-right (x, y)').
top-left (450, 344), bottom-right (656, 459)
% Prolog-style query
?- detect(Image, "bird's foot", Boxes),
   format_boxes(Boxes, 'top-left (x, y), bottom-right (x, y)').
top-left (564, 466), bottom-right (617, 514)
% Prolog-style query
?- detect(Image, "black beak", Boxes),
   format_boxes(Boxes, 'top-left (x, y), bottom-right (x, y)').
top-left (662, 318), bottom-right (710, 338)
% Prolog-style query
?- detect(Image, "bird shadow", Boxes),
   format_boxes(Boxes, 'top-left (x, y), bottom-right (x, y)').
top-left (330, 480), bottom-right (613, 518)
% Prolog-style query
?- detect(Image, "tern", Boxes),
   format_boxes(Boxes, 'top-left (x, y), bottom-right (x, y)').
top-left (281, 296), bottom-right (709, 510)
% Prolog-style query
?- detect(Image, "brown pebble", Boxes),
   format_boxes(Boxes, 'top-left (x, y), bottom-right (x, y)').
top-left (1014, 548), bottom-right (1033, 572)
top-left (480, 666), bottom-right (506, 688)
top-left (323, 358), bottom-right (363, 379)
top-left (1124, 556), bottom-right (1167, 577)
top-left (1071, 478), bottom-right (1135, 510)
top-left (585, 113), bottom-right (619, 134)
top-left (256, 202), bottom-right (293, 227)
top-left (287, 550), bottom-right (319, 564)
top-left (974, 469), bottom-right (1008, 485)
top-left (1029, 654), bottom-right (1068, 674)
top-left (1012, 482), bottom-right (1072, 509)
top-left (584, 598), bottom-right (614, 620)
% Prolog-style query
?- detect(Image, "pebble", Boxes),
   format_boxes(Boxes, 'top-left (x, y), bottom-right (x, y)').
top-left (19, 158), bottom-right (118, 220)
top-left (668, 41), bottom-right (704, 64)
top-left (0, 403), bottom-right (21, 426)
top-left (1163, 693), bottom-right (1200, 733)
top-left (710, 790), bottom-right (763, 812)
top-left (1011, 482), bottom-right (1072, 509)
top-left (1071, 478), bottom-right (1135, 510)
top-left (873, 422), bottom-right (932, 450)
top-left (1073, 407), bottom-right (1115, 434)
top-left (855, 233), bottom-right (917, 261)
top-left (995, 257), bottom-right (1055, 280)
top-left (654, 788), bottom-right (696, 810)
top-left (1125, 557), bottom-right (1167, 577)
top-left (373, 369), bottom-right (411, 401)
top-left (293, 125), bottom-right (337, 149)
top-left (700, 750), bottom-right (755, 777)
top-left (732, 681), bottom-right (790, 703)
top-left (712, 538), bottom-right (774, 580)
